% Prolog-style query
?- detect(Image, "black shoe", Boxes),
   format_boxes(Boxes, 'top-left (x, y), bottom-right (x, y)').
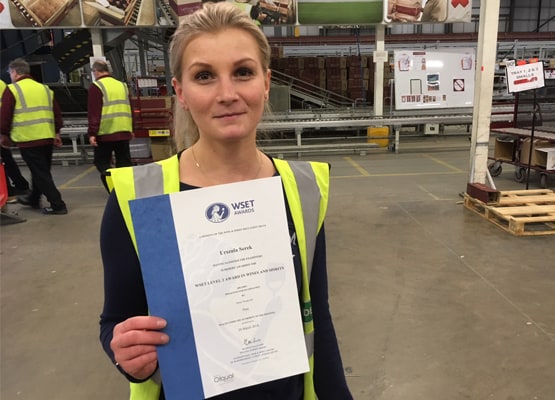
top-left (17, 195), bottom-right (40, 209)
top-left (42, 207), bottom-right (68, 215)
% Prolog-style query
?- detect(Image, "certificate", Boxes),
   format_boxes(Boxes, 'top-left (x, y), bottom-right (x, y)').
top-left (129, 176), bottom-right (309, 399)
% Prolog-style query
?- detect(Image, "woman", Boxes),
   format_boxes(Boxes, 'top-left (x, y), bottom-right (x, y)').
top-left (99, 3), bottom-right (352, 399)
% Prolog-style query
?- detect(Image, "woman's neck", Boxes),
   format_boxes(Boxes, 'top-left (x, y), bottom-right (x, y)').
top-left (180, 141), bottom-right (272, 187)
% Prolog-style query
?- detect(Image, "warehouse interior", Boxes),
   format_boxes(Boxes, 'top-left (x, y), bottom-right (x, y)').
top-left (1, 0), bottom-right (555, 399)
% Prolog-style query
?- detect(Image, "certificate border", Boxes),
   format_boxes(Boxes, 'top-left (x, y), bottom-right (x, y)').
top-left (130, 194), bottom-right (204, 400)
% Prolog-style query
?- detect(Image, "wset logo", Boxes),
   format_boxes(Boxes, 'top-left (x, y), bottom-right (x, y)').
top-left (205, 203), bottom-right (230, 223)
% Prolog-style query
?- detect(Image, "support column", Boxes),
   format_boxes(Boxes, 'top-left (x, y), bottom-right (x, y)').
top-left (469, 0), bottom-right (501, 184)
top-left (90, 29), bottom-right (104, 58)
top-left (373, 24), bottom-right (386, 118)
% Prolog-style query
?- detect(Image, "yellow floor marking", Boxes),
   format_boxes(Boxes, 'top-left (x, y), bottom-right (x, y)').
top-left (417, 184), bottom-right (443, 200)
top-left (423, 154), bottom-right (466, 173)
top-left (344, 156), bottom-right (370, 176)
top-left (60, 166), bottom-right (98, 189)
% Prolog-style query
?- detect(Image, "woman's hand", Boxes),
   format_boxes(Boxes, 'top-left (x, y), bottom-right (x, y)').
top-left (111, 316), bottom-right (169, 380)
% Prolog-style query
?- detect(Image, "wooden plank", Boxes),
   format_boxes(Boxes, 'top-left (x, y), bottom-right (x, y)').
top-left (491, 205), bottom-right (555, 216)
top-left (498, 195), bottom-right (555, 205)
top-left (500, 189), bottom-right (553, 196)
top-left (497, 194), bottom-right (555, 205)
top-left (510, 215), bottom-right (555, 223)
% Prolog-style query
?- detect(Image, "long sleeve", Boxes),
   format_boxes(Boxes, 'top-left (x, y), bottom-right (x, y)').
top-left (0, 88), bottom-right (15, 137)
top-left (99, 191), bottom-right (149, 382)
top-left (87, 83), bottom-right (103, 137)
top-left (311, 226), bottom-right (353, 399)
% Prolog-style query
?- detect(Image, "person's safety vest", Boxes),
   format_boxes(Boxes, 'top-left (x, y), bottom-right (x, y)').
top-left (7, 78), bottom-right (55, 143)
top-left (93, 77), bottom-right (132, 135)
top-left (107, 154), bottom-right (330, 400)
top-left (0, 79), bottom-right (6, 107)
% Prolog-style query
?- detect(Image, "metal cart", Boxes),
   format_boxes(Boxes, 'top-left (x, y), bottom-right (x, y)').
top-left (488, 127), bottom-right (555, 188)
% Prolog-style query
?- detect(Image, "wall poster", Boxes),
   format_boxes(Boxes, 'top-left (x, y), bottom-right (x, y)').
top-left (393, 48), bottom-right (476, 110)
top-left (0, 0), bottom-right (471, 29)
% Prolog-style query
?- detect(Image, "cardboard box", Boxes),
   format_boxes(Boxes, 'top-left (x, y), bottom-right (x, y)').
top-left (325, 57), bottom-right (347, 69)
top-left (348, 67), bottom-right (370, 80)
top-left (346, 55), bottom-right (369, 68)
top-left (347, 78), bottom-right (369, 90)
top-left (326, 68), bottom-right (348, 81)
top-left (150, 137), bottom-right (176, 161)
top-left (535, 148), bottom-right (555, 170)
top-left (520, 139), bottom-right (555, 166)
top-left (303, 57), bottom-right (325, 69)
top-left (493, 137), bottom-right (515, 161)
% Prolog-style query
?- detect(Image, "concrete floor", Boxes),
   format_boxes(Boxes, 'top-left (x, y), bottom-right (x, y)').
top-left (1, 135), bottom-right (554, 399)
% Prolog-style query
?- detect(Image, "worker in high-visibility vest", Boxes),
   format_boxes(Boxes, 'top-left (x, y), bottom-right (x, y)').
top-left (1, 78), bottom-right (30, 201)
top-left (98, 3), bottom-right (352, 399)
top-left (88, 60), bottom-right (133, 192)
top-left (0, 58), bottom-right (67, 215)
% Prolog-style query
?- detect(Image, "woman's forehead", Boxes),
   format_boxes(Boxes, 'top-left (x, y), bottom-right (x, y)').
top-left (182, 29), bottom-right (261, 66)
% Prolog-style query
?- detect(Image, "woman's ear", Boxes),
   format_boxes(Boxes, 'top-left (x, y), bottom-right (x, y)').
top-left (172, 77), bottom-right (189, 110)
top-left (264, 69), bottom-right (271, 101)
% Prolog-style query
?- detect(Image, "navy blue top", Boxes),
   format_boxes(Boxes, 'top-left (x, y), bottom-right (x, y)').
top-left (99, 158), bottom-right (352, 400)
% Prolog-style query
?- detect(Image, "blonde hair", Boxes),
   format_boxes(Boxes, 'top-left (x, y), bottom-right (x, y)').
top-left (169, 1), bottom-right (271, 151)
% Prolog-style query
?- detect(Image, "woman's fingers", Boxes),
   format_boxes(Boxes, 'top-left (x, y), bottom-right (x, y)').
top-left (111, 316), bottom-right (170, 379)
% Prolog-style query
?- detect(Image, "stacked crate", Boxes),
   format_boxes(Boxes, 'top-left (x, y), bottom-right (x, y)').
top-left (346, 55), bottom-right (371, 101)
top-left (273, 56), bottom-right (321, 92)
top-left (325, 57), bottom-right (348, 96)
top-left (270, 54), bottom-right (386, 102)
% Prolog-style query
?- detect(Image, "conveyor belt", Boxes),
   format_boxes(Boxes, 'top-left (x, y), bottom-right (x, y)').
top-left (60, 107), bottom-right (515, 136)
top-left (55, 107), bottom-right (517, 162)
top-left (61, 111), bottom-right (482, 134)
top-left (260, 113), bottom-right (476, 131)
top-left (10, 0), bottom-right (40, 27)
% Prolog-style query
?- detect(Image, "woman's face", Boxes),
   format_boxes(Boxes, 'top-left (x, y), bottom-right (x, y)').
top-left (173, 28), bottom-right (270, 144)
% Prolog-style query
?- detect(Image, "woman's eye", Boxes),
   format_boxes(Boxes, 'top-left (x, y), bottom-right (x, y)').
top-left (236, 67), bottom-right (254, 78)
top-left (195, 71), bottom-right (213, 81)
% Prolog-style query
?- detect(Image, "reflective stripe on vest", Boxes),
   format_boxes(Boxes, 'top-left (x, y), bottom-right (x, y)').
top-left (273, 158), bottom-right (329, 400)
top-left (93, 77), bottom-right (132, 135)
top-left (108, 156), bottom-right (329, 400)
top-left (8, 79), bottom-right (55, 142)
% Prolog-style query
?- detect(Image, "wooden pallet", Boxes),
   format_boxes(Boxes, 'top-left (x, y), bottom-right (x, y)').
top-left (464, 189), bottom-right (555, 236)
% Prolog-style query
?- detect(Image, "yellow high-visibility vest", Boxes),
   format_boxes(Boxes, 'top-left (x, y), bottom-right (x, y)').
top-left (93, 77), bottom-right (132, 135)
top-left (0, 79), bottom-right (6, 108)
top-left (7, 78), bottom-right (55, 143)
top-left (108, 155), bottom-right (329, 400)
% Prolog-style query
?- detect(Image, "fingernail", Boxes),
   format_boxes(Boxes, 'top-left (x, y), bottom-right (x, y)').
top-left (161, 334), bottom-right (169, 342)
top-left (157, 319), bottom-right (167, 327)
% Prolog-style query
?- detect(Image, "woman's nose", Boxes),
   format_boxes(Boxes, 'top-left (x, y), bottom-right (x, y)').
top-left (216, 77), bottom-right (239, 103)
